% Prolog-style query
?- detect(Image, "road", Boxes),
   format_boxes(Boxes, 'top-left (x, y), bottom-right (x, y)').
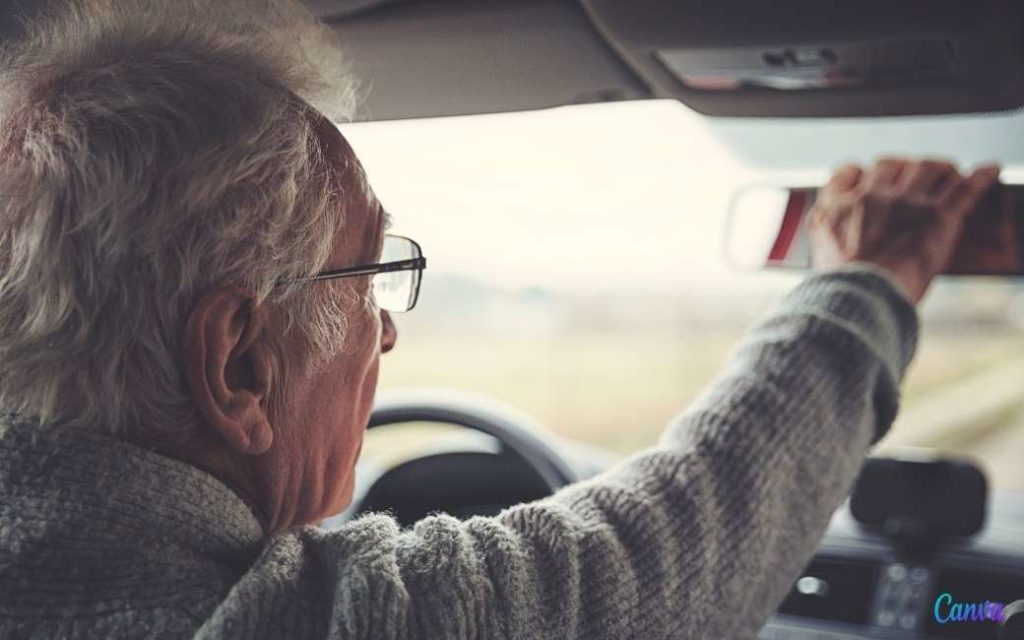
top-left (962, 415), bottom-right (1024, 493)
top-left (879, 359), bottom-right (1024, 493)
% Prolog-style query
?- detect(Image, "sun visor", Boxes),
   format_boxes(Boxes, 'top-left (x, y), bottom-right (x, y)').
top-left (581, 0), bottom-right (1024, 117)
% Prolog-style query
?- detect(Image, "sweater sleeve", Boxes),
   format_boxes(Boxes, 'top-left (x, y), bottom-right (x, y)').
top-left (258, 264), bottom-right (919, 640)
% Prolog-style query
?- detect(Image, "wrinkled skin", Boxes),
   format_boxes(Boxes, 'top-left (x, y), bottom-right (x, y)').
top-left (810, 157), bottom-right (1001, 302)
top-left (176, 111), bottom-right (396, 536)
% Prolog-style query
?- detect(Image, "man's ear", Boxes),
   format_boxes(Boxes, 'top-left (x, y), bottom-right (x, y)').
top-left (183, 289), bottom-right (275, 455)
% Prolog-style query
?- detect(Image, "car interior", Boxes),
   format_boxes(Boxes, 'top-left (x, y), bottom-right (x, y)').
top-left (3, 0), bottom-right (1023, 638)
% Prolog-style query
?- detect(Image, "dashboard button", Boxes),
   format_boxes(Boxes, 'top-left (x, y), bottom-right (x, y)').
top-left (877, 610), bottom-right (896, 627)
top-left (900, 613), bottom-right (916, 630)
top-left (887, 564), bottom-right (908, 582)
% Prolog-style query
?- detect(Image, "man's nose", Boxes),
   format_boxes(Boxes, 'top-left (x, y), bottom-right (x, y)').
top-left (380, 310), bottom-right (397, 353)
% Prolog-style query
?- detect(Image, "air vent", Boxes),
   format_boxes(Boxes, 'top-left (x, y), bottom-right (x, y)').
top-left (777, 557), bottom-right (880, 625)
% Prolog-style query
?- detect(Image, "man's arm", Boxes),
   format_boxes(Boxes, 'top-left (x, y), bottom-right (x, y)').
top-left (226, 265), bottom-right (912, 640)
top-left (355, 265), bottom-right (916, 640)
top-left (204, 159), bottom-right (998, 640)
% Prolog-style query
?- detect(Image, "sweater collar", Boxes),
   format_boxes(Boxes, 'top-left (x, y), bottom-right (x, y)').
top-left (0, 415), bottom-right (264, 569)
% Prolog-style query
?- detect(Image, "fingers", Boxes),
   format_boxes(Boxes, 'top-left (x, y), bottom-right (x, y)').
top-left (900, 160), bottom-right (957, 194)
top-left (867, 157), bottom-right (907, 188)
top-left (938, 164), bottom-right (1002, 218)
top-left (863, 157), bottom-right (958, 194)
top-left (830, 164), bottom-right (864, 190)
top-left (822, 164), bottom-right (863, 199)
top-left (821, 157), bottom-right (1001, 220)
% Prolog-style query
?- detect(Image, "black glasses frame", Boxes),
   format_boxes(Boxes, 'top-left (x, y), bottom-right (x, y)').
top-left (289, 235), bottom-right (426, 311)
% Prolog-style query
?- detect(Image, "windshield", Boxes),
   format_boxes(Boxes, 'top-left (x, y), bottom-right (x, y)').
top-left (342, 100), bottom-right (1024, 493)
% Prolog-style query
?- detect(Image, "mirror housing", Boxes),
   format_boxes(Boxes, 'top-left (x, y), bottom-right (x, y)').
top-left (725, 183), bottom-right (1024, 276)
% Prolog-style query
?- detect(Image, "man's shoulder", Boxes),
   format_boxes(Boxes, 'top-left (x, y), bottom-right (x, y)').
top-left (258, 514), bottom-right (406, 579)
top-left (195, 516), bottom-right (406, 639)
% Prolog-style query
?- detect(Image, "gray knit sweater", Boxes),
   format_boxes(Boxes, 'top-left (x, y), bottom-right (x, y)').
top-left (0, 266), bottom-right (918, 640)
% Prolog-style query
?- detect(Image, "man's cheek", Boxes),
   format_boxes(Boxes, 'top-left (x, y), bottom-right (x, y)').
top-left (340, 308), bottom-right (377, 358)
top-left (360, 308), bottom-right (383, 359)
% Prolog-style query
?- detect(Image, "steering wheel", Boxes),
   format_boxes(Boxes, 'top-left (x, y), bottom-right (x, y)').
top-left (365, 388), bottom-right (579, 492)
top-left (324, 388), bottom-right (580, 527)
top-left (324, 388), bottom-right (581, 526)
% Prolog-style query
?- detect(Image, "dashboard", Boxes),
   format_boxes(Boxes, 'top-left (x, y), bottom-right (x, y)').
top-left (763, 494), bottom-right (1024, 640)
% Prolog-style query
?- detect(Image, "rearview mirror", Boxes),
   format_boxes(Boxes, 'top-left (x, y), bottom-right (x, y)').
top-left (725, 183), bottom-right (1024, 275)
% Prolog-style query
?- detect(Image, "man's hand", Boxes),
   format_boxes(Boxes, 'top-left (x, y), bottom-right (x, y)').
top-left (810, 158), bottom-right (1001, 303)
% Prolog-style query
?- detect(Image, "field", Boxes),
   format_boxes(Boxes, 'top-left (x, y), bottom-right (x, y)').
top-left (378, 328), bottom-right (1024, 491)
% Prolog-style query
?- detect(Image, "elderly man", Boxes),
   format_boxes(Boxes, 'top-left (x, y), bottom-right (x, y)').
top-left (0, 2), bottom-right (999, 639)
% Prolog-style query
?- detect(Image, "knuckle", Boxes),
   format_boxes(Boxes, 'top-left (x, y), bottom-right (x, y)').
top-left (825, 164), bottom-right (863, 192)
top-left (833, 163), bottom-right (861, 178)
top-left (920, 197), bottom-right (944, 215)
top-left (874, 156), bottom-right (906, 171)
top-left (809, 203), bottom-right (836, 227)
top-left (944, 178), bottom-right (974, 199)
top-left (815, 205), bottom-right (837, 225)
top-left (919, 158), bottom-right (955, 172)
top-left (858, 191), bottom-right (889, 209)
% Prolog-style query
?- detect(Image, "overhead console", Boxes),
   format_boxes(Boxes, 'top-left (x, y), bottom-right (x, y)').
top-left (581, 0), bottom-right (1024, 117)
top-left (300, 0), bottom-right (1024, 120)
top-left (3, 1), bottom-right (1020, 121)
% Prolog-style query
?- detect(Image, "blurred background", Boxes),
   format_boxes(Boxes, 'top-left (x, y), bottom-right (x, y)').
top-left (342, 99), bottom-right (1024, 492)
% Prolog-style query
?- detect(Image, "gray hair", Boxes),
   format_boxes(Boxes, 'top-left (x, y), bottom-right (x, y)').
top-left (0, 0), bottom-right (362, 440)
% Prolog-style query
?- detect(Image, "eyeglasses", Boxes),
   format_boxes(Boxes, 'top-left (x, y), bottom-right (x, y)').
top-left (290, 235), bottom-right (425, 313)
